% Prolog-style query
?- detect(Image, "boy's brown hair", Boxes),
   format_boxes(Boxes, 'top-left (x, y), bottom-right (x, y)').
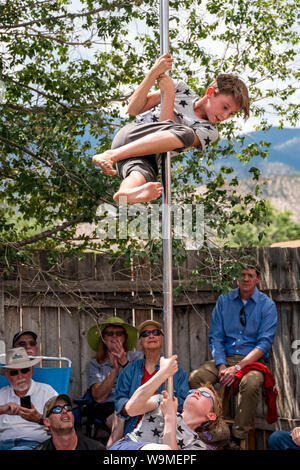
top-left (209, 74), bottom-right (250, 120)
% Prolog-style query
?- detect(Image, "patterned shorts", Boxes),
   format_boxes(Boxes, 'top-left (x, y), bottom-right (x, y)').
top-left (112, 120), bottom-right (195, 183)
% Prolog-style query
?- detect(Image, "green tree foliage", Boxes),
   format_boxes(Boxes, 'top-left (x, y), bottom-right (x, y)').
top-left (0, 0), bottom-right (299, 289)
top-left (224, 200), bottom-right (300, 247)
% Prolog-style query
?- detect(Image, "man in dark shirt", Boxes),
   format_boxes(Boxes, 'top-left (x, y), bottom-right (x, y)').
top-left (35, 394), bottom-right (105, 450)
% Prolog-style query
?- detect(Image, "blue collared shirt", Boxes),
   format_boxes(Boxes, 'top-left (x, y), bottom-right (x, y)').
top-left (209, 287), bottom-right (278, 366)
top-left (114, 355), bottom-right (189, 436)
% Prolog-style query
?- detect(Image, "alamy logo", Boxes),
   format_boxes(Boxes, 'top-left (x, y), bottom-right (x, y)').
top-left (96, 198), bottom-right (205, 249)
top-left (291, 340), bottom-right (300, 365)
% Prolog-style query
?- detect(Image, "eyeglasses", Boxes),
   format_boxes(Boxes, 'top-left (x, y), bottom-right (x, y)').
top-left (139, 329), bottom-right (164, 339)
top-left (188, 389), bottom-right (215, 412)
top-left (239, 306), bottom-right (246, 327)
top-left (16, 341), bottom-right (37, 347)
top-left (47, 404), bottom-right (72, 417)
top-left (104, 330), bottom-right (125, 337)
top-left (9, 368), bottom-right (31, 377)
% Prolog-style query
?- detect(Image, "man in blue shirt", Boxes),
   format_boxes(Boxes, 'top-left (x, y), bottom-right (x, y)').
top-left (189, 265), bottom-right (277, 444)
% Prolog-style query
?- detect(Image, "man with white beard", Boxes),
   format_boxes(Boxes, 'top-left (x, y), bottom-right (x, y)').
top-left (0, 347), bottom-right (57, 450)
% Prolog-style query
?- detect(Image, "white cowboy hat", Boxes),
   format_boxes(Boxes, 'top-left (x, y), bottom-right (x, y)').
top-left (0, 347), bottom-right (41, 375)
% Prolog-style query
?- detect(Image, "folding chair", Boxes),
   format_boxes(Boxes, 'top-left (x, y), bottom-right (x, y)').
top-left (0, 354), bottom-right (72, 394)
top-left (73, 388), bottom-right (111, 439)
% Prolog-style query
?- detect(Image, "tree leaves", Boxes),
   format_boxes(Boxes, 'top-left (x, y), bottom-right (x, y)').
top-left (0, 0), bottom-right (299, 289)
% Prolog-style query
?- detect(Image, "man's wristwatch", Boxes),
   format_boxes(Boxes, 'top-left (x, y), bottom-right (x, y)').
top-left (235, 363), bottom-right (242, 371)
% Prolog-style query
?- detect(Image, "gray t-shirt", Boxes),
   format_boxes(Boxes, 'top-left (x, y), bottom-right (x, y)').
top-left (88, 350), bottom-right (143, 403)
top-left (127, 394), bottom-right (207, 450)
top-left (135, 79), bottom-right (219, 152)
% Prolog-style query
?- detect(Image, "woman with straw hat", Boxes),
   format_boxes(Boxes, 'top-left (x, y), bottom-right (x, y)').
top-left (86, 317), bottom-right (142, 437)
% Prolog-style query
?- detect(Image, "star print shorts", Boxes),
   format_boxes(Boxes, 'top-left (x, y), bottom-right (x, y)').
top-left (111, 120), bottom-right (195, 183)
top-left (108, 436), bottom-right (152, 450)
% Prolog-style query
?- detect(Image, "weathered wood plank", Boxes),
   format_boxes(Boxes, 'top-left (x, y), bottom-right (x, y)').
top-left (77, 253), bottom-right (96, 280)
top-left (21, 306), bottom-right (41, 343)
top-left (60, 308), bottom-right (81, 397)
top-left (78, 309), bottom-right (103, 396)
top-left (40, 307), bottom-right (59, 366)
top-left (272, 302), bottom-right (296, 420)
top-left (173, 306), bottom-right (190, 372)
top-left (189, 304), bottom-right (213, 372)
top-left (4, 306), bottom-right (21, 350)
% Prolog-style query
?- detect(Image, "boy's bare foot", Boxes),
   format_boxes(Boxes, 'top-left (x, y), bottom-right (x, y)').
top-left (92, 151), bottom-right (117, 176)
top-left (114, 182), bottom-right (163, 204)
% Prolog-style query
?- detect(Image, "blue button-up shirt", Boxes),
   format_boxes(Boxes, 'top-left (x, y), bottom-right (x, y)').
top-left (114, 355), bottom-right (189, 436)
top-left (209, 287), bottom-right (277, 366)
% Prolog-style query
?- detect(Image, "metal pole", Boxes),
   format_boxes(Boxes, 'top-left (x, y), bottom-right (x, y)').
top-left (159, 0), bottom-right (173, 398)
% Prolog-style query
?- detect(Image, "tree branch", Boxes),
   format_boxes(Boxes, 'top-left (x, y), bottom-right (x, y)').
top-left (12, 217), bottom-right (84, 248)
top-left (26, 26), bottom-right (93, 46)
top-left (2, 2), bottom-right (143, 30)
top-left (0, 135), bottom-right (52, 167)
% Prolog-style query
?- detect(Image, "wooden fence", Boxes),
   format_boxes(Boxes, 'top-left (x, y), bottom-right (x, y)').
top-left (0, 247), bottom-right (299, 448)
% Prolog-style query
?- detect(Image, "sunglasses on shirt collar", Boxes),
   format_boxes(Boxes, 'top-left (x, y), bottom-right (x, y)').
top-left (239, 306), bottom-right (246, 327)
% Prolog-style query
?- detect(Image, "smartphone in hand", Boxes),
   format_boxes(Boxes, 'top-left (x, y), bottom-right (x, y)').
top-left (20, 395), bottom-right (31, 409)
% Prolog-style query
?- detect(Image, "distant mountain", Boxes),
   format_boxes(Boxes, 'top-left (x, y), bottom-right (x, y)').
top-left (211, 127), bottom-right (300, 178)
top-left (229, 175), bottom-right (300, 223)
top-left (197, 128), bottom-right (300, 224)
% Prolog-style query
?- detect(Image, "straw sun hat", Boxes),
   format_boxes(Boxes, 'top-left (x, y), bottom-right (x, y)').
top-left (0, 347), bottom-right (40, 374)
top-left (87, 317), bottom-right (138, 352)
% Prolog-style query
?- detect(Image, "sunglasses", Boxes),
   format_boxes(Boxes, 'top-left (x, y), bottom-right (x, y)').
top-left (104, 330), bottom-right (125, 337)
top-left (188, 389), bottom-right (215, 412)
top-left (239, 306), bottom-right (246, 327)
top-left (47, 404), bottom-right (72, 417)
top-left (16, 341), bottom-right (37, 347)
top-left (139, 329), bottom-right (164, 338)
top-left (9, 368), bottom-right (31, 377)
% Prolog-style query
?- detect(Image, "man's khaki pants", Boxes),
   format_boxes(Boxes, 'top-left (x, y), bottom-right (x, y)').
top-left (189, 355), bottom-right (264, 439)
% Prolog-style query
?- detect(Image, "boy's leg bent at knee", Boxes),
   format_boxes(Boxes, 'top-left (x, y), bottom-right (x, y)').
top-left (117, 157), bottom-right (158, 184)
top-left (166, 123), bottom-right (196, 150)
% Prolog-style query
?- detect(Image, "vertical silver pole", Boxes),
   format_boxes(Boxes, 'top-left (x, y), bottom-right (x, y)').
top-left (160, 0), bottom-right (173, 398)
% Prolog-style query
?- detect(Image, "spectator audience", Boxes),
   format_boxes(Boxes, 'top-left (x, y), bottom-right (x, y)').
top-left (0, 347), bottom-right (57, 450)
top-left (109, 355), bottom-right (229, 450)
top-left (35, 394), bottom-right (105, 450)
top-left (189, 265), bottom-right (277, 446)
top-left (113, 319), bottom-right (189, 442)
